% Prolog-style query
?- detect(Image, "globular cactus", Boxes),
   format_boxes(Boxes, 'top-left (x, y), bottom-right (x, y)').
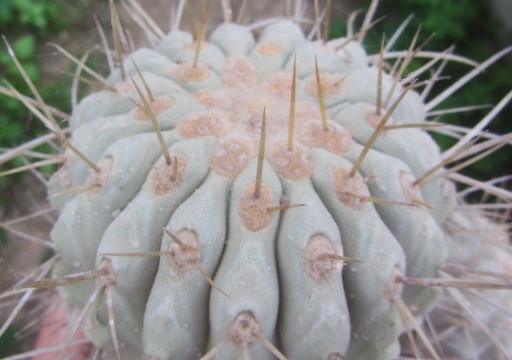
top-left (1, 1), bottom-right (511, 360)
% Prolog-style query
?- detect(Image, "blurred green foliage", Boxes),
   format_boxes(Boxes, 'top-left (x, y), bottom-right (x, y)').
top-left (0, 0), bottom-right (85, 350)
top-left (0, 35), bottom-right (42, 148)
top-left (0, 1), bottom-right (84, 207)
top-left (0, 0), bottom-right (70, 35)
top-left (332, 0), bottom-right (512, 182)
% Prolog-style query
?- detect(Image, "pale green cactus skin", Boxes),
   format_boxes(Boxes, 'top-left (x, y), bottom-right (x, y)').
top-left (45, 14), bottom-right (511, 360)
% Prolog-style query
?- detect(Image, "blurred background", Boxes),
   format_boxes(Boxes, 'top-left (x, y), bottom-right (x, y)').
top-left (0, 0), bottom-right (511, 356)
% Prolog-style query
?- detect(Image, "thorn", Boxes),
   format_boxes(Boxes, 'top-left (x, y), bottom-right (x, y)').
top-left (0, 157), bottom-right (62, 177)
top-left (93, 15), bottom-right (115, 73)
top-left (65, 71), bottom-right (102, 88)
top-left (396, 24), bottom-right (422, 76)
top-left (449, 172), bottom-right (512, 203)
top-left (383, 122), bottom-right (446, 130)
top-left (417, 31), bottom-right (437, 53)
top-left (378, 50), bottom-right (478, 68)
top-left (388, 55), bottom-right (403, 81)
top-left (199, 338), bottom-right (229, 360)
top-left (410, 199), bottom-right (434, 209)
top-left (101, 250), bottom-right (173, 257)
top-left (346, 8), bottom-right (362, 38)
top-left (342, 191), bottom-right (429, 208)
top-left (242, 347), bottom-right (251, 360)
top-left (318, 253), bottom-right (362, 264)
top-left (420, 51), bottom-right (451, 102)
top-left (384, 14), bottom-right (414, 52)
top-left (236, 0), bottom-right (248, 23)
top-left (56, 285), bottom-right (103, 360)
top-left (131, 59), bottom-right (155, 101)
top-left (426, 104), bottom-right (493, 117)
top-left (322, 0), bottom-right (332, 43)
top-left (0, 256), bottom-right (57, 299)
top-left (287, 54), bottom-right (297, 152)
top-left (2, 80), bottom-right (59, 134)
top-left (376, 34), bottom-right (385, 116)
top-left (110, 0), bottom-right (126, 81)
top-left (65, 141), bottom-right (101, 173)
top-left (220, 0), bottom-right (232, 22)
top-left (333, 73), bottom-right (350, 87)
top-left (0, 256), bottom-right (58, 338)
top-left (124, 0), bottom-right (166, 41)
top-left (442, 272), bottom-right (511, 358)
top-left (0, 220), bottom-right (55, 250)
top-left (384, 26), bottom-right (422, 106)
top-left (336, 17), bottom-right (385, 51)
top-left (441, 90), bottom-right (512, 160)
top-left (313, 0), bottom-right (321, 41)
top-left (349, 81), bottom-right (415, 178)
top-left (49, 42), bottom-right (107, 85)
top-left (5, 81), bottom-right (102, 176)
top-left (0, 85), bottom-right (69, 120)
top-left (357, 0), bottom-right (380, 43)
top-left (195, 265), bottom-right (229, 297)
top-left (393, 296), bottom-right (441, 360)
top-left (443, 263), bottom-right (512, 282)
top-left (193, 0), bottom-right (208, 68)
top-left (187, 0), bottom-right (197, 40)
top-left (130, 76), bottom-right (172, 166)
top-left (430, 135), bottom-right (511, 184)
top-left (398, 275), bottom-right (512, 290)
top-left (394, 296), bottom-right (422, 359)
top-left (48, 183), bottom-right (97, 198)
top-left (426, 46), bottom-right (512, 111)
top-left (412, 135), bottom-right (481, 187)
top-left (385, 28), bottom-right (435, 108)
top-left (163, 227), bottom-right (187, 250)
top-left (314, 55), bottom-right (328, 131)
top-left (2, 37), bottom-right (63, 133)
top-left (399, 46), bottom-right (451, 86)
top-left (128, 97), bottom-right (146, 113)
top-left (105, 284), bottom-right (122, 360)
top-left (254, 107), bottom-right (266, 199)
top-left (171, 155), bottom-right (179, 181)
top-left (255, 332), bottom-right (288, 360)
top-left (267, 203), bottom-right (306, 213)
top-left (15, 267), bottom-right (109, 290)
top-left (320, 273), bottom-right (335, 291)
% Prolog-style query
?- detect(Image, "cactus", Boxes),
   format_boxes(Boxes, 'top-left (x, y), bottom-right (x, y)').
top-left (1, 1), bottom-right (511, 359)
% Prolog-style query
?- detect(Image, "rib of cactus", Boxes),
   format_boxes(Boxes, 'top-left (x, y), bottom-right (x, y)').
top-left (46, 16), bottom-right (510, 360)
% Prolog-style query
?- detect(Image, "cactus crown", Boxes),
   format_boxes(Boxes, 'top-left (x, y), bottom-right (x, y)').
top-left (1, 1), bottom-right (511, 360)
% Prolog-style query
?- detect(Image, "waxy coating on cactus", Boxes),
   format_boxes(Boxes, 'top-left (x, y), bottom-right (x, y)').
top-left (0, 1), bottom-right (511, 360)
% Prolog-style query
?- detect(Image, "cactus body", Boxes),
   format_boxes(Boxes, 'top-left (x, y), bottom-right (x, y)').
top-left (2, 2), bottom-right (511, 360)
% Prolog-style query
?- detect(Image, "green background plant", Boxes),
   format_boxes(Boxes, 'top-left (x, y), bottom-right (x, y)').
top-left (332, 0), bottom-right (512, 183)
top-left (0, 0), bottom-right (77, 145)
top-left (0, 0), bottom-right (89, 208)
top-left (0, 0), bottom-right (85, 356)
top-left (0, 0), bottom-right (68, 35)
